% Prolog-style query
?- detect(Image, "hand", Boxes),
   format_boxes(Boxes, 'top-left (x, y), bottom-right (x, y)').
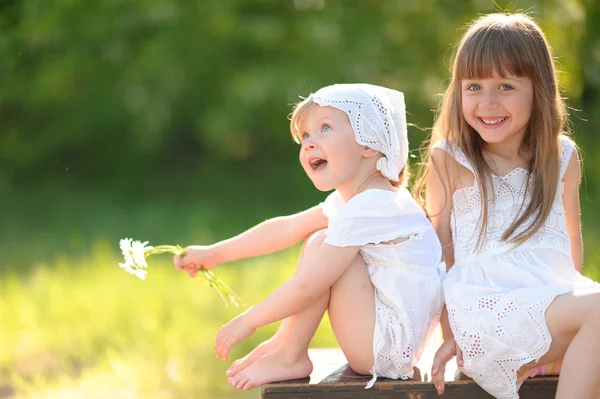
top-left (431, 338), bottom-right (463, 395)
top-left (215, 313), bottom-right (256, 360)
top-left (173, 245), bottom-right (220, 277)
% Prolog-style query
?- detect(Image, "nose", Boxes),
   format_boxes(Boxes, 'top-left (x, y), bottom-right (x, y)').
top-left (301, 137), bottom-right (316, 151)
top-left (479, 91), bottom-right (499, 110)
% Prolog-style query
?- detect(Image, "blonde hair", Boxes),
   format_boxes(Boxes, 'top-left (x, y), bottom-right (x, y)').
top-left (289, 96), bottom-right (409, 187)
top-left (414, 13), bottom-right (572, 247)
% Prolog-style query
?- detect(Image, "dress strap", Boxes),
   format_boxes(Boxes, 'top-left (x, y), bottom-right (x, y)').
top-left (432, 140), bottom-right (475, 173)
top-left (559, 135), bottom-right (575, 179)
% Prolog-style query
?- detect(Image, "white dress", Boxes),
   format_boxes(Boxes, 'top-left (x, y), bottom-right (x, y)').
top-left (437, 137), bottom-right (600, 399)
top-left (321, 187), bottom-right (444, 388)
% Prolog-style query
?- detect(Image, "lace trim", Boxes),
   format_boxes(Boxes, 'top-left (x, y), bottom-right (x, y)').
top-left (448, 292), bottom-right (562, 398)
top-left (368, 291), bottom-right (416, 388)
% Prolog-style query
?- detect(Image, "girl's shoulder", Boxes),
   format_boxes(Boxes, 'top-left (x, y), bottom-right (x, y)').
top-left (430, 139), bottom-right (475, 175)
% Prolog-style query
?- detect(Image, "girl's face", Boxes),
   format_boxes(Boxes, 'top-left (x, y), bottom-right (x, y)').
top-left (461, 71), bottom-right (534, 148)
top-left (297, 105), bottom-right (367, 194)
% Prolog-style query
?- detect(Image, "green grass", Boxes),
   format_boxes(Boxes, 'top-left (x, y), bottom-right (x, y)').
top-left (1, 158), bottom-right (599, 398)
top-left (0, 240), bottom-right (338, 399)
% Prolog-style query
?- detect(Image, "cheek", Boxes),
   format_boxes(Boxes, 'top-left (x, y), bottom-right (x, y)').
top-left (518, 98), bottom-right (534, 120)
top-left (298, 150), bottom-right (308, 168)
top-left (461, 98), bottom-right (477, 123)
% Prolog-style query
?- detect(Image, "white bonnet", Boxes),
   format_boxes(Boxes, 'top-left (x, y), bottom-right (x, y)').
top-left (309, 83), bottom-right (408, 181)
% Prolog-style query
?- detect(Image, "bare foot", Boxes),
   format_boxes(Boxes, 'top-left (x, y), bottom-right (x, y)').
top-left (226, 337), bottom-right (281, 377)
top-left (228, 348), bottom-right (313, 390)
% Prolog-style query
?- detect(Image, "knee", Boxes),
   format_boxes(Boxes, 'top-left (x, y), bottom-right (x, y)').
top-left (301, 230), bottom-right (327, 255)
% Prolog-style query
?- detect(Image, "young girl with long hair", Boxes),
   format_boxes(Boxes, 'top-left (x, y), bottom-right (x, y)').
top-left (416, 13), bottom-right (600, 399)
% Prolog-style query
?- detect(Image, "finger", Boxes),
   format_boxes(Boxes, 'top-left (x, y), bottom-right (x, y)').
top-left (432, 350), bottom-right (450, 374)
top-left (173, 255), bottom-right (182, 270)
top-left (216, 335), bottom-right (228, 360)
top-left (215, 340), bottom-right (221, 359)
top-left (437, 381), bottom-right (445, 395)
top-left (215, 332), bottom-right (224, 359)
top-left (432, 365), bottom-right (446, 395)
top-left (182, 263), bottom-right (196, 271)
top-left (222, 338), bottom-right (233, 360)
top-left (456, 345), bottom-right (464, 367)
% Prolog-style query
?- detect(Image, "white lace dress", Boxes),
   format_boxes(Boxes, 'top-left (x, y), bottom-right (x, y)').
top-left (437, 137), bottom-right (600, 399)
top-left (321, 187), bottom-right (444, 388)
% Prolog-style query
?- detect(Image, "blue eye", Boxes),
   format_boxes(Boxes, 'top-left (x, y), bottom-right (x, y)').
top-left (321, 124), bottom-right (331, 132)
top-left (466, 84), bottom-right (481, 91)
top-left (499, 84), bottom-right (513, 91)
top-left (301, 132), bottom-right (310, 140)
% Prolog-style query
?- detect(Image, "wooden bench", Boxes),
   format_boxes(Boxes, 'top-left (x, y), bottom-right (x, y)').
top-left (262, 348), bottom-right (559, 398)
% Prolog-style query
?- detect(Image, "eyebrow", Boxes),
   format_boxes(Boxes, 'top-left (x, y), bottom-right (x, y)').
top-left (462, 76), bottom-right (523, 83)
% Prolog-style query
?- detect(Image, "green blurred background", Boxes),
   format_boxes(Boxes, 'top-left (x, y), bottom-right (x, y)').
top-left (1, 0), bottom-right (598, 398)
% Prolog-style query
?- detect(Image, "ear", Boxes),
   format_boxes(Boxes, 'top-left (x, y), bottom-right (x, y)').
top-left (362, 146), bottom-right (380, 158)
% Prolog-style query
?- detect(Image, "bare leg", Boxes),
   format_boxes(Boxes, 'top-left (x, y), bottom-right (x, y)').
top-left (227, 233), bottom-right (324, 377)
top-left (228, 231), bottom-right (330, 388)
top-left (517, 291), bottom-right (600, 398)
top-left (229, 231), bottom-right (377, 389)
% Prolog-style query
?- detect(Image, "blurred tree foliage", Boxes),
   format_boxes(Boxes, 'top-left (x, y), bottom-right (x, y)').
top-left (0, 0), bottom-right (597, 194)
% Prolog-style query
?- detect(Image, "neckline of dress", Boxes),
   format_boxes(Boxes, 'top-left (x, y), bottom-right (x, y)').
top-left (490, 166), bottom-right (529, 179)
top-left (452, 167), bottom-right (530, 198)
top-left (345, 187), bottom-right (400, 204)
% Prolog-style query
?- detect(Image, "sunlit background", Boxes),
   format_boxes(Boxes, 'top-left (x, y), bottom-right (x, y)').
top-left (1, 1), bottom-right (599, 398)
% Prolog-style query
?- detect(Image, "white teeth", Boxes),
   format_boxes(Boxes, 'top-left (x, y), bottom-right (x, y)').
top-left (480, 117), bottom-right (506, 125)
top-left (310, 159), bottom-right (322, 165)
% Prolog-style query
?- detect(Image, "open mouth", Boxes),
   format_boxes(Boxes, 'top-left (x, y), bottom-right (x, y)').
top-left (478, 117), bottom-right (508, 126)
top-left (309, 158), bottom-right (327, 171)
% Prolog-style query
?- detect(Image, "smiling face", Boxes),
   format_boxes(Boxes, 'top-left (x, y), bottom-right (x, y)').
top-left (461, 71), bottom-right (533, 148)
top-left (295, 105), bottom-right (370, 194)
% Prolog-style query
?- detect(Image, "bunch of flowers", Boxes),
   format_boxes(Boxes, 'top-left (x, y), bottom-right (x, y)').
top-left (118, 238), bottom-right (242, 307)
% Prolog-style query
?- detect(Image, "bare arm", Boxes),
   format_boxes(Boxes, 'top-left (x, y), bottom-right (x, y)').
top-left (427, 148), bottom-right (464, 394)
top-left (213, 205), bottom-right (328, 264)
top-left (174, 205), bottom-right (328, 273)
top-left (427, 149), bottom-right (456, 335)
top-left (562, 149), bottom-right (583, 272)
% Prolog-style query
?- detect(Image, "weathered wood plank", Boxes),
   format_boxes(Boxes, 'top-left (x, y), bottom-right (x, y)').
top-left (263, 373), bottom-right (558, 399)
top-left (262, 348), bottom-right (559, 399)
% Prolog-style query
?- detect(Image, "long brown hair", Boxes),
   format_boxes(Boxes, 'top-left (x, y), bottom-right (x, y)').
top-left (414, 13), bottom-right (570, 247)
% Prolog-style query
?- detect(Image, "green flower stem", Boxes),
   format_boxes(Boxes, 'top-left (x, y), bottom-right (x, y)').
top-left (145, 245), bottom-right (243, 307)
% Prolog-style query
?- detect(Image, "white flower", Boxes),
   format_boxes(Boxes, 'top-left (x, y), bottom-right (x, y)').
top-left (118, 238), bottom-right (152, 279)
top-left (116, 238), bottom-right (241, 306)
top-left (133, 269), bottom-right (148, 280)
top-left (119, 238), bottom-right (134, 265)
top-left (119, 261), bottom-right (148, 280)
top-left (120, 238), bottom-right (153, 268)
top-left (131, 240), bottom-right (153, 268)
